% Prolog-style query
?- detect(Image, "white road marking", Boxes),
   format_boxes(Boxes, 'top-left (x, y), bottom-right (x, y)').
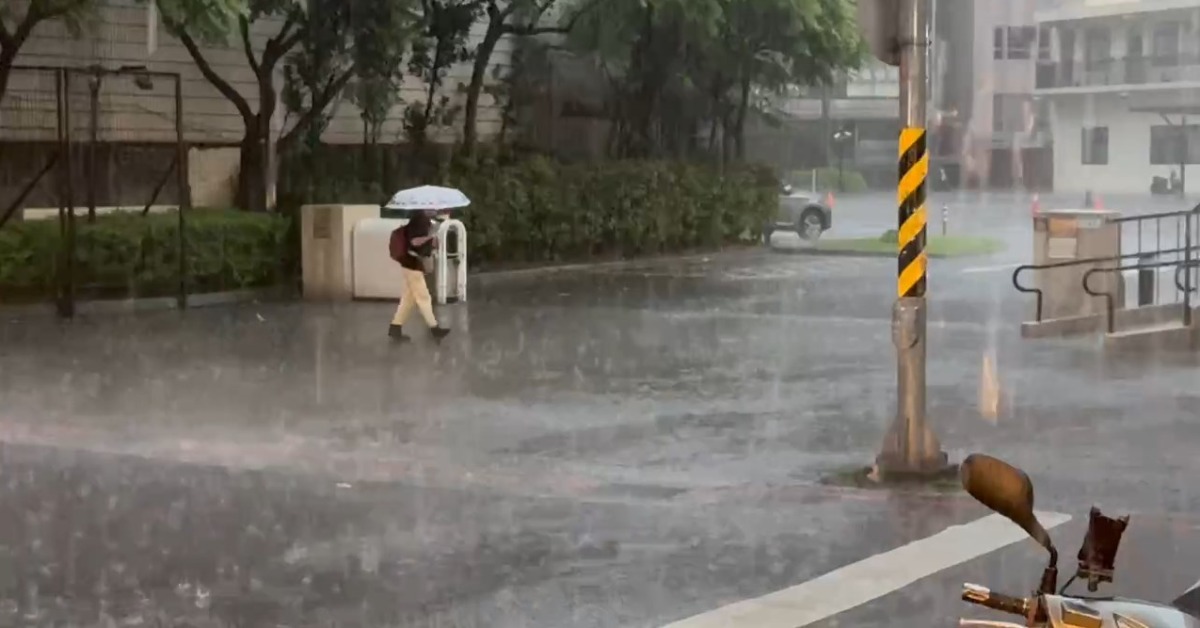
top-left (961, 263), bottom-right (1021, 275)
top-left (661, 511), bottom-right (1072, 628)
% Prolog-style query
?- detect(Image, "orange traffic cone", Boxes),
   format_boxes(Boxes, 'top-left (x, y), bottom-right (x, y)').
top-left (824, 191), bottom-right (836, 208)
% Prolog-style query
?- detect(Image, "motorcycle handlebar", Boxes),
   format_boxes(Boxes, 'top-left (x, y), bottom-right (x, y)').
top-left (962, 583), bottom-right (1030, 617)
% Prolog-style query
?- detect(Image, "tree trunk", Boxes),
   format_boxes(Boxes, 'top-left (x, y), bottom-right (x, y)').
top-left (721, 112), bottom-right (734, 169)
top-left (734, 76), bottom-right (751, 161)
top-left (236, 132), bottom-right (266, 213)
top-left (462, 20), bottom-right (505, 157)
top-left (0, 48), bottom-right (16, 108)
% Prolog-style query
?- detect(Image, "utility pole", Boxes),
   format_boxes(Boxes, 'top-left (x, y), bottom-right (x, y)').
top-left (857, 0), bottom-right (949, 476)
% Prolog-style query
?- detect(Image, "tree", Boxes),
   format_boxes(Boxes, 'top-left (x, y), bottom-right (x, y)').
top-left (280, 0), bottom-right (416, 154)
top-left (565, 0), bottom-right (723, 158)
top-left (565, 0), bottom-right (860, 164)
top-left (0, 0), bottom-right (94, 106)
top-left (458, 0), bottom-right (596, 157)
top-left (404, 0), bottom-right (481, 150)
top-left (158, 0), bottom-right (306, 211)
top-left (722, 0), bottom-right (863, 159)
top-left (347, 0), bottom-right (414, 146)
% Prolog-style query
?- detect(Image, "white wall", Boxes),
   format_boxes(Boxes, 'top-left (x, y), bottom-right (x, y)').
top-left (1051, 92), bottom-right (1192, 193)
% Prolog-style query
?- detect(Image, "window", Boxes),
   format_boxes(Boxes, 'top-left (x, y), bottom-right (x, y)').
top-left (1038, 26), bottom-right (1053, 61)
top-left (1081, 127), bottom-right (1108, 165)
top-left (993, 94), bottom-right (1032, 133)
top-left (1152, 22), bottom-right (1180, 66)
top-left (1150, 125), bottom-right (1200, 164)
top-left (994, 26), bottom-right (1037, 60)
top-left (1007, 26), bottom-right (1037, 59)
top-left (1084, 28), bottom-right (1111, 71)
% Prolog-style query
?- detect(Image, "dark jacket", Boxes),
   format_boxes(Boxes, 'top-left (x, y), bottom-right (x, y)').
top-left (400, 213), bottom-right (434, 272)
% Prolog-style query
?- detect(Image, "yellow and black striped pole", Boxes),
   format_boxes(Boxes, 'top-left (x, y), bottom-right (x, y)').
top-left (897, 128), bottom-right (927, 298)
top-left (874, 0), bottom-right (948, 478)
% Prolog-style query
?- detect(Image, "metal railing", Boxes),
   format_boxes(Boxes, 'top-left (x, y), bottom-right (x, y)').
top-left (1036, 54), bottom-right (1200, 89)
top-left (1012, 204), bottom-right (1200, 327)
top-left (1080, 206), bottom-right (1200, 333)
top-left (1012, 247), bottom-right (1189, 322)
top-left (1083, 259), bottom-right (1192, 334)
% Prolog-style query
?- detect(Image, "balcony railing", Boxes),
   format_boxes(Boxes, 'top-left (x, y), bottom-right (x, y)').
top-left (1036, 54), bottom-right (1200, 89)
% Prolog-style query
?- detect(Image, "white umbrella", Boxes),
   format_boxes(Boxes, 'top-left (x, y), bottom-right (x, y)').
top-left (384, 185), bottom-right (471, 210)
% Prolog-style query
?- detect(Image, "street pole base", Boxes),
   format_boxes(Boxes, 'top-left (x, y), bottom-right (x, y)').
top-left (820, 461), bottom-right (960, 490)
top-left (873, 450), bottom-right (955, 483)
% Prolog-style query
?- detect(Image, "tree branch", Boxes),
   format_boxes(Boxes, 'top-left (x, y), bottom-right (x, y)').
top-left (504, 0), bottom-right (599, 35)
top-left (238, 16), bottom-right (262, 79)
top-left (262, 12), bottom-right (304, 72)
top-left (170, 22), bottom-right (255, 122)
top-left (0, 18), bottom-right (13, 48)
top-left (7, 0), bottom-right (61, 47)
top-left (278, 66), bottom-right (354, 149)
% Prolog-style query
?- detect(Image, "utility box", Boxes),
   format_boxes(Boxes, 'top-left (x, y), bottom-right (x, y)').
top-left (352, 217), bottom-right (409, 299)
top-left (1032, 209), bottom-right (1124, 320)
top-left (300, 204), bottom-right (380, 300)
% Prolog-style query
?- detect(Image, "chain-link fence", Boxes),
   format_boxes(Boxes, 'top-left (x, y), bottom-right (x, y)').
top-left (0, 64), bottom-right (190, 317)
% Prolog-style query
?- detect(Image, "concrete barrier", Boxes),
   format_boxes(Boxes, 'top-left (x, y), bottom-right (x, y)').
top-left (1021, 302), bottom-right (1184, 338)
top-left (299, 204), bottom-right (381, 301)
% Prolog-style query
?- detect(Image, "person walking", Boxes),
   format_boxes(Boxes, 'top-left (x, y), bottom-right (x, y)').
top-left (389, 208), bottom-right (451, 342)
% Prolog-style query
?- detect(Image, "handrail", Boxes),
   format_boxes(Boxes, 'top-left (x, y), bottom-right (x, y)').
top-left (1112, 206), bottom-right (1200, 224)
top-left (1084, 259), bottom-right (1195, 334)
top-left (1176, 260), bottom-right (1200, 294)
top-left (1013, 203), bottom-right (1200, 323)
top-left (1012, 247), bottom-right (1191, 322)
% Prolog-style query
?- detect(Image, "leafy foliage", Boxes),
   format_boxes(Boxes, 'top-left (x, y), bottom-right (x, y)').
top-left (0, 0), bottom-right (99, 105)
top-left (151, 0), bottom-right (249, 42)
top-left (0, 210), bottom-right (290, 302)
top-left (449, 157), bottom-right (776, 267)
top-left (349, 0), bottom-right (417, 144)
top-left (564, 0), bottom-right (863, 162)
top-left (282, 0), bottom-right (418, 151)
top-left (403, 0), bottom-right (482, 147)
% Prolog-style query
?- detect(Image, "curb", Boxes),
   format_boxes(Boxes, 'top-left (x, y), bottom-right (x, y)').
top-left (777, 247), bottom-right (953, 260)
top-left (1, 249), bottom-right (761, 315)
top-left (1, 287), bottom-right (294, 317)
top-left (467, 247), bottom-right (765, 285)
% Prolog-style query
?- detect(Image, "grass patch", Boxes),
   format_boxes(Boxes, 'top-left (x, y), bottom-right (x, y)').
top-left (816, 233), bottom-right (1005, 258)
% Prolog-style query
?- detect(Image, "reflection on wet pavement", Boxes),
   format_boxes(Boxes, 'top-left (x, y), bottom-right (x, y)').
top-left (2, 229), bottom-right (1200, 625)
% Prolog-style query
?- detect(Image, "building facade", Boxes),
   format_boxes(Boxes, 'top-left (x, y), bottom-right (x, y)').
top-left (934, 0), bottom-right (1053, 190)
top-left (0, 0), bottom-right (513, 209)
top-left (764, 0), bottom-right (1054, 191)
top-left (1036, 0), bottom-right (1200, 195)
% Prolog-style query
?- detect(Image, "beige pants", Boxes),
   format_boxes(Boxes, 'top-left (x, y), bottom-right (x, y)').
top-left (392, 267), bottom-right (438, 328)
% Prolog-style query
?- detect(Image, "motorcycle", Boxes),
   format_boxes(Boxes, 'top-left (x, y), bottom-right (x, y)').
top-left (958, 453), bottom-right (1200, 628)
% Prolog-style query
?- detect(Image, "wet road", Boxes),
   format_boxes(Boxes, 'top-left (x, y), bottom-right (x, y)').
top-left (3, 195), bottom-right (1200, 626)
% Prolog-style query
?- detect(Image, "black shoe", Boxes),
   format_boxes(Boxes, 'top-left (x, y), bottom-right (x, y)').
top-left (430, 326), bottom-right (451, 341)
top-left (388, 324), bottom-right (410, 341)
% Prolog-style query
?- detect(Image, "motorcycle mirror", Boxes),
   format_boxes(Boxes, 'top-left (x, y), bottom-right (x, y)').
top-left (960, 454), bottom-right (1058, 563)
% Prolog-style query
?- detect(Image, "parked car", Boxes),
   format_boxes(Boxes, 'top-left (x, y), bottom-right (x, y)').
top-left (763, 184), bottom-right (832, 243)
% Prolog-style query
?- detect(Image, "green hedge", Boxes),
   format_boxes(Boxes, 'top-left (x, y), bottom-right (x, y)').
top-left (0, 158), bottom-right (775, 302)
top-left (0, 210), bottom-right (289, 303)
top-left (448, 158), bottom-right (776, 267)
